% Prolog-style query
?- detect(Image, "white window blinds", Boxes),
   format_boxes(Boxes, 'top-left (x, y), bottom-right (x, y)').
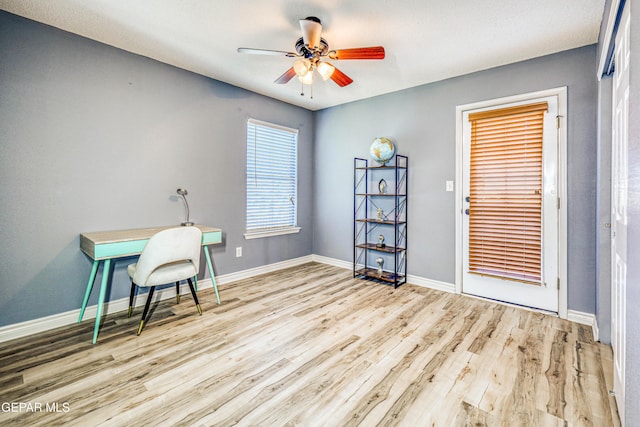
top-left (246, 119), bottom-right (299, 237)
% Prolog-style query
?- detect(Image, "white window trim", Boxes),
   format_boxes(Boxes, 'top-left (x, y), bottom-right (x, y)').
top-left (247, 118), bottom-right (299, 134)
top-left (245, 118), bottom-right (300, 239)
top-left (243, 226), bottom-right (301, 240)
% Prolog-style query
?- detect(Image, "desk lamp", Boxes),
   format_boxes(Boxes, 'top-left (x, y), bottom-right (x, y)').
top-left (176, 188), bottom-right (194, 226)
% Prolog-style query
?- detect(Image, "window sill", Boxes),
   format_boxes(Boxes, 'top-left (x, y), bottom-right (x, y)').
top-left (244, 227), bottom-right (301, 240)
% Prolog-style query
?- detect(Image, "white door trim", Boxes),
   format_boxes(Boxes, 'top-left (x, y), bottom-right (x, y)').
top-left (611, 2), bottom-right (629, 422)
top-left (597, 0), bottom-right (622, 79)
top-left (455, 87), bottom-right (568, 319)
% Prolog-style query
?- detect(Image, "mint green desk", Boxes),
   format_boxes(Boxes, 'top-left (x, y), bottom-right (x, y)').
top-left (79, 224), bottom-right (222, 343)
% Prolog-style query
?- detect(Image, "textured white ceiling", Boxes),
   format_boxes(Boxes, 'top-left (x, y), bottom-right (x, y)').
top-left (1, 0), bottom-right (605, 111)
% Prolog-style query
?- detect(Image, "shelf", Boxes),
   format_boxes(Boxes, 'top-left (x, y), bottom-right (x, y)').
top-left (355, 193), bottom-right (407, 197)
top-left (354, 155), bottom-right (408, 289)
top-left (355, 165), bottom-right (407, 170)
top-left (354, 268), bottom-right (406, 285)
top-left (356, 219), bottom-right (406, 225)
top-left (355, 243), bottom-right (405, 253)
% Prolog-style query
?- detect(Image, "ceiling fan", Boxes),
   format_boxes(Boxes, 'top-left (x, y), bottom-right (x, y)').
top-left (238, 16), bottom-right (385, 89)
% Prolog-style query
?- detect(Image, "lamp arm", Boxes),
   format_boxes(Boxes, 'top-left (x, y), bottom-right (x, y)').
top-left (179, 195), bottom-right (194, 226)
top-left (180, 194), bottom-right (190, 223)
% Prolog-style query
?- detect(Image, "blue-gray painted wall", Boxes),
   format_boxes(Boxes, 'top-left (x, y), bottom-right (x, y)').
top-left (313, 45), bottom-right (598, 314)
top-left (596, 75), bottom-right (612, 345)
top-left (0, 11), bottom-right (599, 322)
top-left (4, 6), bottom-right (637, 422)
top-left (0, 11), bottom-right (315, 326)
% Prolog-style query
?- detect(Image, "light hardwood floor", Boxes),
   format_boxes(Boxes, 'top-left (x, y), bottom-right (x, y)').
top-left (0, 263), bottom-right (619, 426)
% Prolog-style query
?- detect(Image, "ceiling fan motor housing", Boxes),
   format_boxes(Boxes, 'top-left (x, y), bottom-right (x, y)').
top-left (295, 37), bottom-right (329, 59)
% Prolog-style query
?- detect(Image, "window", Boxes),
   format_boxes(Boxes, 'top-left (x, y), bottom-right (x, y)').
top-left (245, 119), bottom-right (300, 239)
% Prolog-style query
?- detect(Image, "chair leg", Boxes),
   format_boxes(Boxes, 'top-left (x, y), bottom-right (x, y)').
top-left (137, 287), bottom-right (155, 335)
top-left (176, 281), bottom-right (181, 304)
top-left (128, 282), bottom-right (136, 317)
top-left (187, 278), bottom-right (202, 315)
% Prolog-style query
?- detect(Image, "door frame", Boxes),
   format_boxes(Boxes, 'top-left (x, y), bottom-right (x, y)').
top-left (454, 87), bottom-right (568, 318)
top-left (610, 1), bottom-right (629, 421)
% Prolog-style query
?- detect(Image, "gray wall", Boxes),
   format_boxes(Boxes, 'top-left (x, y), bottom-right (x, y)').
top-left (313, 45), bottom-right (598, 313)
top-left (0, 12), bottom-right (314, 327)
top-left (2, 5), bottom-right (631, 421)
top-left (596, 75), bottom-right (612, 344)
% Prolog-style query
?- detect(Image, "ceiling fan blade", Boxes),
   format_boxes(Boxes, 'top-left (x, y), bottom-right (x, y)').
top-left (238, 48), bottom-right (297, 57)
top-left (274, 67), bottom-right (297, 84)
top-left (328, 46), bottom-right (385, 60)
top-left (299, 17), bottom-right (322, 49)
top-left (329, 65), bottom-right (353, 87)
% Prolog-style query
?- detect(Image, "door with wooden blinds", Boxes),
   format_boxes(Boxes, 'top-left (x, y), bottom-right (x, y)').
top-left (462, 97), bottom-right (559, 312)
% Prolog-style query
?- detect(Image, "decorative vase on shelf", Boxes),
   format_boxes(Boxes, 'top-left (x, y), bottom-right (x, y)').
top-left (378, 178), bottom-right (387, 194)
top-left (370, 137), bottom-right (396, 166)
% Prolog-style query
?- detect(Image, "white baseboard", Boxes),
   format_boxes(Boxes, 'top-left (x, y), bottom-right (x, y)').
top-left (567, 309), bottom-right (599, 341)
top-left (0, 255), bottom-right (314, 343)
top-left (316, 257), bottom-right (599, 340)
top-left (214, 255), bottom-right (314, 284)
top-left (311, 254), bottom-right (352, 270)
top-left (407, 274), bottom-right (456, 293)
top-left (0, 254), bottom-right (598, 344)
top-left (592, 318), bottom-right (600, 343)
top-left (0, 280), bottom-right (221, 344)
top-left (312, 255), bottom-right (456, 293)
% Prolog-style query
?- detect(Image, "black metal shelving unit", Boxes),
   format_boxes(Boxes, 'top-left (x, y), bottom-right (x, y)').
top-left (353, 155), bottom-right (408, 287)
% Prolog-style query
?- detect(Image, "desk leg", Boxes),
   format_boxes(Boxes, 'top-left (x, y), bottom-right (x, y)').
top-left (203, 245), bottom-right (220, 304)
top-left (92, 258), bottom-right (111, 344)
top-left (79, 260), bottom-right (100, 322)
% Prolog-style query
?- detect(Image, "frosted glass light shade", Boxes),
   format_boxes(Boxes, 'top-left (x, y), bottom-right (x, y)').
top-left (317, 62), bottom-right (335, 80)
top-left (293, 59), bottom-right (311, 77)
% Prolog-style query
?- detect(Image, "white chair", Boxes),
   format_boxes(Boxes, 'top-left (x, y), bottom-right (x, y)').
top-left (127, 226), bottom-right (203, 335)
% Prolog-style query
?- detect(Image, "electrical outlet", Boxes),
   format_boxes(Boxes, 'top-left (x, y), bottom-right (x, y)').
top-left (446, 180), bottom-right (454, 192)
top-left (235, 247), bottom-right (242, 257)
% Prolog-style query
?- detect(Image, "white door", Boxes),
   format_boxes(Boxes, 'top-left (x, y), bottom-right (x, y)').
top-left (461, 95), bottom-right (559, 312)
top-left (611, 2), bottom-right (629, 423)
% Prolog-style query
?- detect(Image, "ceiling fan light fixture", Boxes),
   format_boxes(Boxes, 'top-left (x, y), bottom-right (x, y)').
top-left (293, 58), bottom-right (312, 77)
top-left (238, 15), bottom-right (384, 93)
top-left (317, 61), bottom-right (335, 80)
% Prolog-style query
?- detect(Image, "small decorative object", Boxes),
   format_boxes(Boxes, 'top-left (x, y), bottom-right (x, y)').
top-left (378, 178), bottom-right (387, 194)
top-left (176, 188), bottom-right (194, 226)
top-left (376, 208), bottom-right (384, 221)
top-left (370, 137), bottom-right (396, 166)
top-left (376, 234), bottom-right (386, 248)
top-left (376, 257), bottom-right (384, 275)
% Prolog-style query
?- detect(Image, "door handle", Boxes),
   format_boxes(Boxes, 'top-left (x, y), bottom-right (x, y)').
top-left (465, 209), bottom-right (470, 215)
top-left (465, 196), bottom-right (471, 203)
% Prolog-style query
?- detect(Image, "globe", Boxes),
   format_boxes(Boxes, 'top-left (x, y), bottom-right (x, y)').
top-left (370, 137), bottom-right (396, 165)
